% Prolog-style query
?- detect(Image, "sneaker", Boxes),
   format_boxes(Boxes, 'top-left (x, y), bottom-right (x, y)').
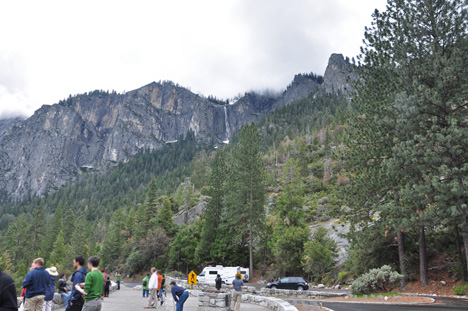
top-left (160, 301), bottom-right (164, 306)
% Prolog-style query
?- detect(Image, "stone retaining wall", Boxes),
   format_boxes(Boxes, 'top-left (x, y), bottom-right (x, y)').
top-left (167, 277), bottom-right (342, 311)
top-left (198, 291), bottom-right (232, 311)
top-left (168, 278), bottom-right (298, 311)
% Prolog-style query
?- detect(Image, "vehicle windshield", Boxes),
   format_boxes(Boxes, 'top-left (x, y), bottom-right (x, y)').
top-left (199, 272), bottom-right (205, 276)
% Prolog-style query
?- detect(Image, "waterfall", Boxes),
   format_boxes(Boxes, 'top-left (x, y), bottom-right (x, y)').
top-left (224, 106), bottom-right (231, 143)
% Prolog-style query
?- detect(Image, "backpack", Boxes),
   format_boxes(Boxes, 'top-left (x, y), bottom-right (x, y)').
top-left (143, 280), bottom-right (147, 287)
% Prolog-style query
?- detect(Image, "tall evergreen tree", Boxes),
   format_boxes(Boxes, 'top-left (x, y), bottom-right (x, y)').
top-left (145, 178), bottom-right (159, 229)
top-left (156, 197), bottom-right (174, 236)
top-left (348, 0), bottom-right (468, 285)
top-left (224, 123), bottom-right (266, 278)
top-left (42, 205), bottom-right (64, 261)
top-left (196, 150), bottom-right (226, 263)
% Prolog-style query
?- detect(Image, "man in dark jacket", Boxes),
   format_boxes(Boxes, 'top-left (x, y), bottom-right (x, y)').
top-left (215, 274), bottom-right (222, 291)
top-left (67, 256), bottom-right (87, 311)
top-left (0, 267), bottom-right (17, 311)
top-left (22, 258), bottom-right (49, 311)
top-left (170, 281), bottom-right (188, 311)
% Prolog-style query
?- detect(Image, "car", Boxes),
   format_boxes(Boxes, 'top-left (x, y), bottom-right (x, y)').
top-left (266, 277), bottom-right (309, 291)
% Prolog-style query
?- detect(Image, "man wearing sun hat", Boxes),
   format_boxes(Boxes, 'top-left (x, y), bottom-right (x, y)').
top-left (43, 266), bottom-right (58, 311)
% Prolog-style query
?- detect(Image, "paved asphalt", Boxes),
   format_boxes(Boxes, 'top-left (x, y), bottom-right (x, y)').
top-left (320, 297), bottom-right (468, 311)
top-left (124, 282), bottom-right (468, 311)
top-left (103, 282), bottom-right (270, 311)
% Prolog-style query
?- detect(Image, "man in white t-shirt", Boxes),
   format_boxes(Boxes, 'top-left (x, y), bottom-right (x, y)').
top-left (145, 268), bottom-right (158, 309)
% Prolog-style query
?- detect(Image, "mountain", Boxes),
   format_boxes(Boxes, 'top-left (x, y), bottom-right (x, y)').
top-left (0, 53), bottom-right (356, 202)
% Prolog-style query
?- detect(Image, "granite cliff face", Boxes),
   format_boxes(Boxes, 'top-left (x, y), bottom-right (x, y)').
top-left (0, 54), bottom-right (355, 202)
top-left (322, 53), bottom-right (358, 96)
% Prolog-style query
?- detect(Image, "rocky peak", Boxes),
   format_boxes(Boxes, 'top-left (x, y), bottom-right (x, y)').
top-left (322, 53), bottom-right (358, 96)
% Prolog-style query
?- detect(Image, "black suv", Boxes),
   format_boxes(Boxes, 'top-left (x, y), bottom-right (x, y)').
top-left (266, 277), bottom-right (309, 290)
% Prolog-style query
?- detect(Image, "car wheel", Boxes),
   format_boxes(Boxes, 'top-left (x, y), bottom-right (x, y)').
top-left (297, 286), bottom-right (304, 291)
top-left (270, 285), bottom-right (277, 289)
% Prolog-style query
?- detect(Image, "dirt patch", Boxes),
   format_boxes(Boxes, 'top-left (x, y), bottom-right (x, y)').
top-left (321, 295), bottom-right (433, 304)
top-left (400, 253), bottom-right (464, 296)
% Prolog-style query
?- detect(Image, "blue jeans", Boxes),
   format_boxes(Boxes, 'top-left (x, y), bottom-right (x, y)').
top-left (158, 289), bottom-right (164, 301)
top-left (61, 292), bottom-right (71, 307)
top-left (143, 289), bottom-right (149, 297)
top-left (176, 291), bottom-right (189, 311)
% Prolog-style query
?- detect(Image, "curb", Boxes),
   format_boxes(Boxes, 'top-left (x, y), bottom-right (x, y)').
top-left (313, 297), bottom-right (436, 305)
top-left (401, 293), bottom-right (468, 300)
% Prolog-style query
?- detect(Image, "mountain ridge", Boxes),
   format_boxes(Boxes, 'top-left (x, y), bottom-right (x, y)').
top-left (0, 53), bottom-right (356, 202)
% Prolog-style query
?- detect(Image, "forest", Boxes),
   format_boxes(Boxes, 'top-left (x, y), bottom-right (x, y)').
top-left (0, 0), bottom-right (467, 296)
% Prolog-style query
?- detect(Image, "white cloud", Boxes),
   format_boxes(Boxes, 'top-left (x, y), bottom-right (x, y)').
top-left (0, 0), bottom-right (387, 119)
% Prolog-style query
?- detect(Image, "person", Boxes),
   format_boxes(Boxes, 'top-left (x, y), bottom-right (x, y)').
top-left (161, 275), bottom-right (166, 299)
top-left (142, 274), bottom-right (149, 298)
top-left (0, 266), bottom-right (17, 310)
top-left (145, 268), bottom-right (157, 309)
top-left (230, 274), bottom-right (245, 311)
top-left (22, 258), bottom-right (50, 311)
top-left (115, 273), bottom-right (121, 290)
top-left (42, 267), bottom-right (58, 311)
top-left (215, 274), bottom-right (222, 291)
top-left (170, 281), bottom-right (188, 311)
top-left (157, 271), bottom-right (163, 306)
top-left (74, 256), bottom-right (104, 311)
top-left (99, 269), bottom-right (106, 300)
top-left (68, 256), bottom-right (87, 311)
top-left (58, 273), bottom-right (71, 308)
top-left (103, 277), bottom-right (110, 298)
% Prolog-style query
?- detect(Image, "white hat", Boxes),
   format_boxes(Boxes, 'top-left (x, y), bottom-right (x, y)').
top-left (47, 266), bottom-right (59, 276)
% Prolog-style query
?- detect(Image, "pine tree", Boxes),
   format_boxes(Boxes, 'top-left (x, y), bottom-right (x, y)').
top-left (276, 159), bottom-right (305, 227)
top-left (224, 123), bottom-right (266, 278)
top-left (69, 215), bottom-right (91, 260)
top-left (42, 205), bottom-right (64, 261)
top-left (145, 178), bottom-right (159, 229)
top-left (348, 0), bottom-right (468, 285)
top-left (29, 203), bottom-right (46, 260)
top-left (101, 207), bottom-right (126, 270)
top-left (196, 150), bottom-right (226, 263)
top-left (50, 230), bottom-right (68, 271)
top-left (156, 197), bottom-right (174, 236)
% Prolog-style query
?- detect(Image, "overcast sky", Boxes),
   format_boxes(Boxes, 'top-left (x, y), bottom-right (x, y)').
top-left (0, 0), bottom-right (387, 119)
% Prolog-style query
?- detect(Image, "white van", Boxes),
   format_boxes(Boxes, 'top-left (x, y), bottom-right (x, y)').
top-left (197, 265), bottom-right (224, 285)
top-left (197, 266), bottom-right (249, 285)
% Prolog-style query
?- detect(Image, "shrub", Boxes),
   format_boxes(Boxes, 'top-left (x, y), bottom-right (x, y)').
top-left (337, 270), bottom-right (352, 284)
top-left (302, 227), bottom-right (338, 283)
top-left (453, 283), bottom-right (468, 296)
top-left (351, 265), bottom-right (403, 295)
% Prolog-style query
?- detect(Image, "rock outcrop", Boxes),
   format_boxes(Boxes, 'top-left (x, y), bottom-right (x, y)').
top-left (322, 53), bottom-right (358, 96)
top-left (0, 54), bottom-right (356, 202)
